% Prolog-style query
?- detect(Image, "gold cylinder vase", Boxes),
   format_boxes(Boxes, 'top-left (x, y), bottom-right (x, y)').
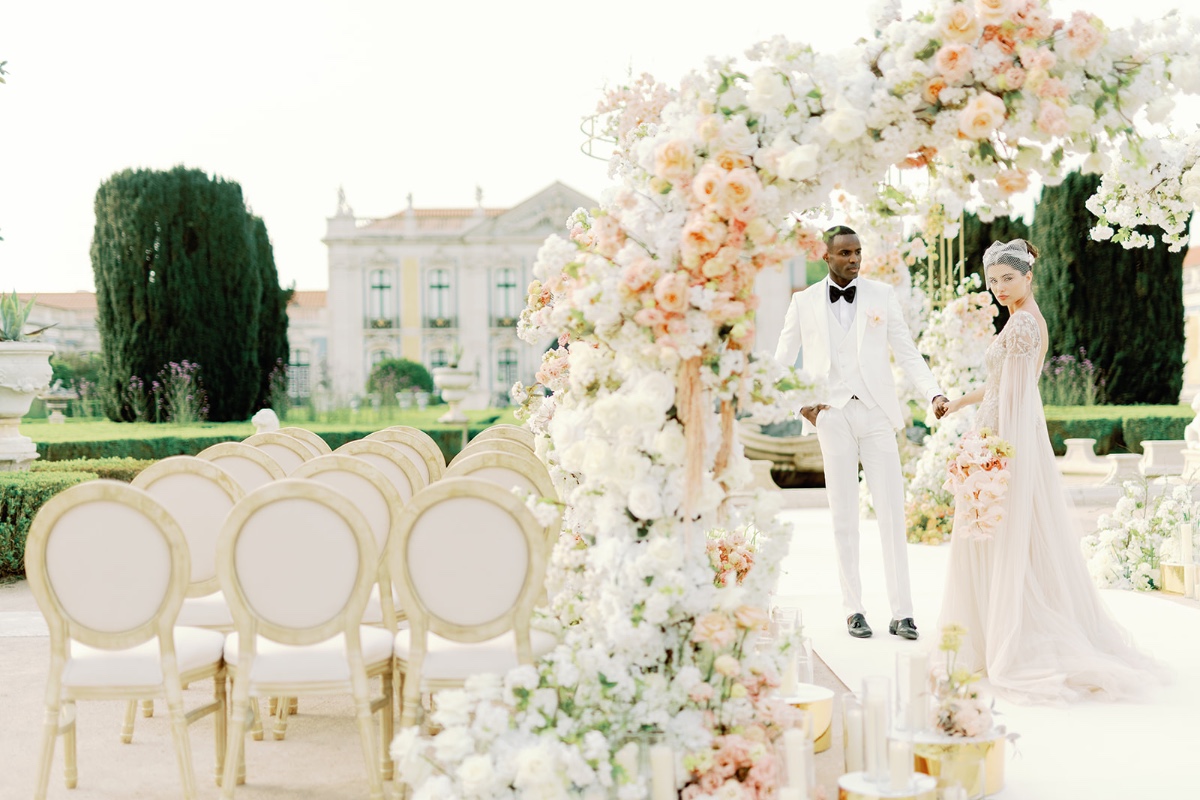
top-left (911, 730), bottom-right (1006, 799)
top-left (786, 684), bottom-right (835, 753)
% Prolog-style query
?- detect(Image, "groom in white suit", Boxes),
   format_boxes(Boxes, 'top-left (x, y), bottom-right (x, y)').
top-left (775, 226), bottom-right (948, 640)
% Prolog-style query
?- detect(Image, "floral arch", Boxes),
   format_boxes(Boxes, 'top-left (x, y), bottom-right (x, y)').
top-left (394, 2), bottom-right (1200, 798)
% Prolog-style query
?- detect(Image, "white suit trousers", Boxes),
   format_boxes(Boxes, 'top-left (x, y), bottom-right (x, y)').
top-left (815, 399), bottom-right (913, 620)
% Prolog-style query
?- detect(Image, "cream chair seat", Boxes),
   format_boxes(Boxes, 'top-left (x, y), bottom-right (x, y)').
top-left (390, 478), bottom-right (549, 728)
top-left (217, 479), bottom-right (392, 799)
top-left (26, 480), bottom-right (227, 799)
top-left (242, 432), bottom-right (313, 475)
top-left (366, 428), bottom-right (446, 484)
top-left (277, 426), bottom-right (333, 455)
top-left (197, 441), bottom-right (285, 492)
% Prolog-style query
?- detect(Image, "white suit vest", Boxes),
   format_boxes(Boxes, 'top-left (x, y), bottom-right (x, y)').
top-left (826, 302), bottom-right (877, 409)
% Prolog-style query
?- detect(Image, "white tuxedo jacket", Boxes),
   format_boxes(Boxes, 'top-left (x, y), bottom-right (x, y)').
top-left (774, 277), bottom-right (941, 434)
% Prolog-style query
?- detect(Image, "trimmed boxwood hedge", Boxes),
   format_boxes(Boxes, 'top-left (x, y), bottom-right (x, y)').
top-left (35, 428), bottom-right (487, 465)
top-left (31, 457), bottom-right (156, 482)
top-left (1042, 406), bottom-right (1194, 455)
top-left (0, 471), bottom-right (98, 579)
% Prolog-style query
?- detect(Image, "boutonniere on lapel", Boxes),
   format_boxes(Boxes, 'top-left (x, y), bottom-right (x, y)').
top-left (866, 308), bottom-right (884, 328)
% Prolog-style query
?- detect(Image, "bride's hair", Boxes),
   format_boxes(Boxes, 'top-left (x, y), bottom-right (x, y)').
top-left (983, 239), bottom-right (1037, 274)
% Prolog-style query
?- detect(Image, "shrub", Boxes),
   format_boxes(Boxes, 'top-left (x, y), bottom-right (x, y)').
top-left (368, 359), bottom-right (435, 403)
top-left (1040, 349), bottom-right (1102, 406)
top-left (1122, 417), bottom-right (1189, 454)
top-left (38, 435), bottom-right (241, 462)
top-left (0, 471), bottom-right (98, 578)
top-left (31, 457), bottom-right (155, 482)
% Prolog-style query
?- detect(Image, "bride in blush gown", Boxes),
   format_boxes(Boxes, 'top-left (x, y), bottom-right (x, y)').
top-left (936, 239), bottom-right (1166, 705)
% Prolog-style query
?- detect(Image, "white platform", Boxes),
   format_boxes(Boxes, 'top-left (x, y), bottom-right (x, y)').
top-left (774, 507), bottom-right (1200, 799)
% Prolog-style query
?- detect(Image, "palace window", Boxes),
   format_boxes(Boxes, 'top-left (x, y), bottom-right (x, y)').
top-left (288, 348), bottom-right (311, 399)
top-left (369, 269), bottom-right (393, 321)
top-left (429, 349), bottom-right (448, 369)
top-left (427, 268), bottom-right (452, 321)
top-left (494, 267), bottom-right (519, 323)
top-left (497, 348), bottom-right (519, 387)
top-left (370, 349), bottom-right (390, 367)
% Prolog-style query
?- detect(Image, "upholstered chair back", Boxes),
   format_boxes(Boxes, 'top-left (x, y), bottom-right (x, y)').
top-left (132, 456), bottom-right (244, 597)
top-left (277, 427), bottom-right (333, 456)
top-left (291, 455), bottom-right (401, 565)
top-left (242, 432), bottom-right (313, 475)
top-left (366, 428), bottom-right (445, 484)
top-left (218, 479), bottom-right (375, 645)
top-left (469, 424), bottom-right (535, 451)
top-left (26, 481), bottom-right (189, 649)
top-left (334, 439), bottom-right (423, 500)
top-left (449, 437), bottom-right (532, 467)
top-left (197, 441), bottom-right (285, 492)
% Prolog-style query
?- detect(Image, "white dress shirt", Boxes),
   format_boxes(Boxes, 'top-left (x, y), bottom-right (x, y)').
top-left (829, 277), bottom-right (858, 331)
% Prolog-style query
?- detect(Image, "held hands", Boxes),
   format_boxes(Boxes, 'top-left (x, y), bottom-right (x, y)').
top-left (801, 403), bottom-right (830, 427)
top-left (931, 394), bottom-right (951, 420)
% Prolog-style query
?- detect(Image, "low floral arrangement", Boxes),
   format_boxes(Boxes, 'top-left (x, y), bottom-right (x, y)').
top-left (706, 530), bottom-right (755, 588)
top-left (930, 624), bottom-right (994, 738)
top-left (943, 428), bottom-right (1013, 541)
top-left (1080, 479), bottom-right (1194, 591)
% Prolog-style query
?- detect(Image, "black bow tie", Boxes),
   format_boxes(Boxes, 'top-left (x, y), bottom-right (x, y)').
top-left (829, 284), bottom-right (856, 304)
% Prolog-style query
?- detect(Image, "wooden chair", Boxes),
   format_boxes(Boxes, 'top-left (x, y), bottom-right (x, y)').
top-left (390, 478), bottom-right (554, 731)
top-left (197, 441), bottom-right (285, 492)
top-left (26, 481), bottom-right (227, 799)
top-left (334, 438), bottom-right (425, 498)
top-left (217, 479), bottom-right (393, 799)
top-left (448, 437), bottom-right (533, 468)
top-left (277, 426), bottom-right (333, 456)
top-left (443, 448), bottom-right (560, 542)
top-left (365, 428), bottom-right (445, 484)
top-left (242, 432), bottom-right (313, 475)
top-left (469, 423), bottom-right (535, 451)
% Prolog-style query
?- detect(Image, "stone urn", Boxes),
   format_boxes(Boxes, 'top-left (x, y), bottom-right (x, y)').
top-left (0, 341), bottom-right (55, 470)
top-left (432, 366), bottom-right (474, 424)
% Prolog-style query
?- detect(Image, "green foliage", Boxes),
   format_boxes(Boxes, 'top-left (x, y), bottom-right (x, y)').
top-left (1122, 417), bottom-right (1189, 453)
top-left (250, 216), bottom-right (292, 413)
top-left (91, 166), bottom-right (289, 422)
top-left (1034, 171), bottom-right (1188, 404)
top-left (938, 211), bottom-right (1031, 330)
top-left (0, 471), bottom-right (98, 578)
top-left (0, 291), bottom-right (54, 341)
top-left (50, 351), bottom-right (103, 392)
top-left (1040, 349), bottom-right (1102, 406)
top-left (368, 358), bottom-right (435, 402)
top-left (31, 457), bottom-right (155, 482)
top-left (1043, 405), bottom-right (1193, 455)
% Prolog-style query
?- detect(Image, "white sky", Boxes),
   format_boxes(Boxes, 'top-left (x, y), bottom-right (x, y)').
top-left (1, 0), bottom-right (1195, 294)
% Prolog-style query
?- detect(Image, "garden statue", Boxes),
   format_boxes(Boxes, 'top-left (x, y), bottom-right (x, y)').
top-left (252, 407), bottom-right (280, 434)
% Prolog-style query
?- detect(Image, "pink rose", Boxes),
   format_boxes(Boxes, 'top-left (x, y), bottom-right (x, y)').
top-left (1035, 77), bottom-right (1068, 100)
top-left (653, 272), bottom-right (690, 314)
top-left (621, 257), bottom-right (659, 292)
top-left (692, 612), bottom-right (737, 649)
top-left (1000, 65), bottom-right (1025, 91)
top-left (713, 168), bottom-right (762, 221)
top-left (592, 214), bottom-right (625, 258)
top-left (1035, 103), bottom-right (1068, 137)
top-left (995, 168), bottom-right (1030, 195)
top-left (654, 138), bottom-right (696, 183)
top-left (689, 682), bottom-right (716, 703)
top-left (1017, 45), bottom-right (1056, 72)
top-left (1065, 11), bottom-right (1105, 62)
top-left (935, 43), bottom-right (974, 84)
top-left (957, 92), bottom-right (1006, 140)
top-left (680, 215), bottom-right (727, 268)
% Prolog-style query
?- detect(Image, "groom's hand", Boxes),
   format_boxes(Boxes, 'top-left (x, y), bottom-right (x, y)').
top-left (801, 404), bottom-right (830, 427)
top-left (932, 395), bottom-right (950, 419)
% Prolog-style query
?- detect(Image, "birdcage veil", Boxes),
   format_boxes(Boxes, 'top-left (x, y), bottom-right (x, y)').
top-left (982, 240), bottom-right (1035, 273)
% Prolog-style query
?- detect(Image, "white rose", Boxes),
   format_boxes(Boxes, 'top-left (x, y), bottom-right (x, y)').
top-left (777, 143), bottom-right (821, 181)
top-left (1146, 96), bottom-right (1175, 125)
top-left (412, 775), bottom-right (453, 800)
top-left (514, 744), bottom-right (559, 790)
top-left (748, 68), bottom-right (789, 114)
top-left (628, 484), bottom-right (664, 520)
top-left (432, 726), bottom-right (475, 763)
top-left (1081, 151), bottom-right (1110, 175)
top-left (1172, 56), bottom-right (1200, 94)
top-left (821, 106), bottom-right (867, 143)
top-left (1065, 104), bottom-right (1095, 134)
top-left (457, 754), bottom-right (497, 796)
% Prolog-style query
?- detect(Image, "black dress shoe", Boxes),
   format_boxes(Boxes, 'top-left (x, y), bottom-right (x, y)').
top-left (890, 618), bottom-right (919, 640)
top-left (847, 613), bottom-right (873, 638)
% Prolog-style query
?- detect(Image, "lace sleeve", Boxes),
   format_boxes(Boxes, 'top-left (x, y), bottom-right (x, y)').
top-left (1002, 311), bottom-right (1041, 358)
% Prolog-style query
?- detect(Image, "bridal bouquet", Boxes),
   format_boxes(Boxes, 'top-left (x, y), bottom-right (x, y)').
top-left (943, 428), bottom-right (1014, 540)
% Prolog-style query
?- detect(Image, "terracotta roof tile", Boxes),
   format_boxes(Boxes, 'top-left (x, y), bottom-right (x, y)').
top-left (16, 292), bottom-right (97, 311)
top-left (289, 291), bottom-right (327, 308)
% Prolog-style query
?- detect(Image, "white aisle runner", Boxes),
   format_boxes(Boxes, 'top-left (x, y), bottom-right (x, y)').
top-left (774, 508), bottom-right (1200, 799)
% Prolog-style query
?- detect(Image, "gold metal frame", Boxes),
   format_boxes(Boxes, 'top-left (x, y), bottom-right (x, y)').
top-left (25, 480), bottom-right (227, 798)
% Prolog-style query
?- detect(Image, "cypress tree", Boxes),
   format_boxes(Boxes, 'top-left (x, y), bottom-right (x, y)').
top-left (249, 215), bottom-right (292, 411)
top-left (92, 166), bottom-right (271, 421)
top-left (1033, 171), bottom-right (1186, 404)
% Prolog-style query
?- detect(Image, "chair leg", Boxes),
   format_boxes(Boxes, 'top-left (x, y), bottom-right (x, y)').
top-left (379, 670), bottom-right (394, 781)
top-left (399, 673), bottom-right (421, 730)
top-left (213, 672), bottom-right (228, 786)
top-left (268, 696), bottom-right (278, 716)
top-left (141, 698), bottom-right (155, 717)
top-left (34, 702), bottom-right (60, 800)
top-left (288, 697), bottom-right (298, 715)
top-left (164, 676), bottom-right (199, 800)
top-left (222, 692), bottom-right (251, 798)
top-left (354, 697), bottom-right (384, 800)
top-left (249, 698), bottom-right (264, 741)
top-left (272, 692), bottom-right (291, 740)
top-left (63, 701), bottom-right (78, 789)
top-left (121, 699), bottom-right (137, 744)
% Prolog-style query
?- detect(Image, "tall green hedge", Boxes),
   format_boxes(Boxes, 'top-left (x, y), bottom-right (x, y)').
top-left (0, 472), bottom-right (98, 579)
top-left (1034, 171), bottom-right (1187, 404)
top-left (31, 458), bottom-right (155, 482)
top-left (91, 166), bottom-right (289, 422)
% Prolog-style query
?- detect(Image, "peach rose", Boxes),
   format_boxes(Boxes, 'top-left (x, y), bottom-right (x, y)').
top-left (713, 150), bottom-right (753, 171)
top-left (680, 215), bottom-right (727, 268)
top-left (692, 163), bottom-right (724, 207)
top-left (939, 3), bottom-right (980, 43)
top-left (653, 272), bottom-right (690, 314)
top-left (957, 92), bottom-right (1007, 140)
top-left (714, 168), bottom-right (762, 220)
top-left (621, 258), bottom-right (659, 292)
top-left (995, 168), bottom-right (1029, 195)
top-left (1017, 45), bottom-right (1056, 72)
top-left (922, 76), bottom-right (948, 106)
top-left (654, 138), bottom-right (696, 183)
top-left (1035, 76), bottom-right (1068, 100)
top-left (935, 43), bottom-right (974, 84)
top-left (689, 682), bottom-right (715, 703)
top-left (999, 65), bottom-right (1025, 91)
top-left (1066, 11), bottom-right (1105, 62)
top-left (701, 247), bottom-right (738, 279)
top-left (592, 214), bottom-right (625, 258)
top-left (713, 655), bottom-right (741, 678)
top-left (733, 605), bottom-right (768, 631)
top-left (975, 0), bottom-right (1014, 26)
top-left (1035, 103), bottom-right (1068, 137)
top-left (710, 297), bottom-right (747, 323)
top-left (692, 611), bottom-right (738, 649)
top-left (634, 306), bottom-right (667, 330)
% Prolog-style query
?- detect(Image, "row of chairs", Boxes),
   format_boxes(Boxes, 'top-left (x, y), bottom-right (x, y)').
top-left (26, 423), bottom-right (555, 799)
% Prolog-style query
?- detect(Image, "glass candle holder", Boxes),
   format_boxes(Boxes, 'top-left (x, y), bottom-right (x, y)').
top-left (861, 676), bottom-right (892, 786)
top-left (841, 692), bottom-right (864, 774)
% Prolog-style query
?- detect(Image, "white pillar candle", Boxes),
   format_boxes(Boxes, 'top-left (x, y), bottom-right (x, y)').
top-left (861, 678), bottom-right (890, 785)
top-left (942, 786), bottom-right (968, 800)
top-left (888, 738), bottom-right (912, 792)
top-left (782, 727), bottom-right (811, 799)
top-left (844, 705), bottom-right (864, 773)
top-left (781, 650), bottom-right (800, 697)
top-left (899, 652), bottom-right (927, 731)
top-left (649, 744), bottom-right (674, 800)
top-left (1182, 523), bottom-right (1194, 564)
top-left (778, 789), bottom-right (804, 800)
